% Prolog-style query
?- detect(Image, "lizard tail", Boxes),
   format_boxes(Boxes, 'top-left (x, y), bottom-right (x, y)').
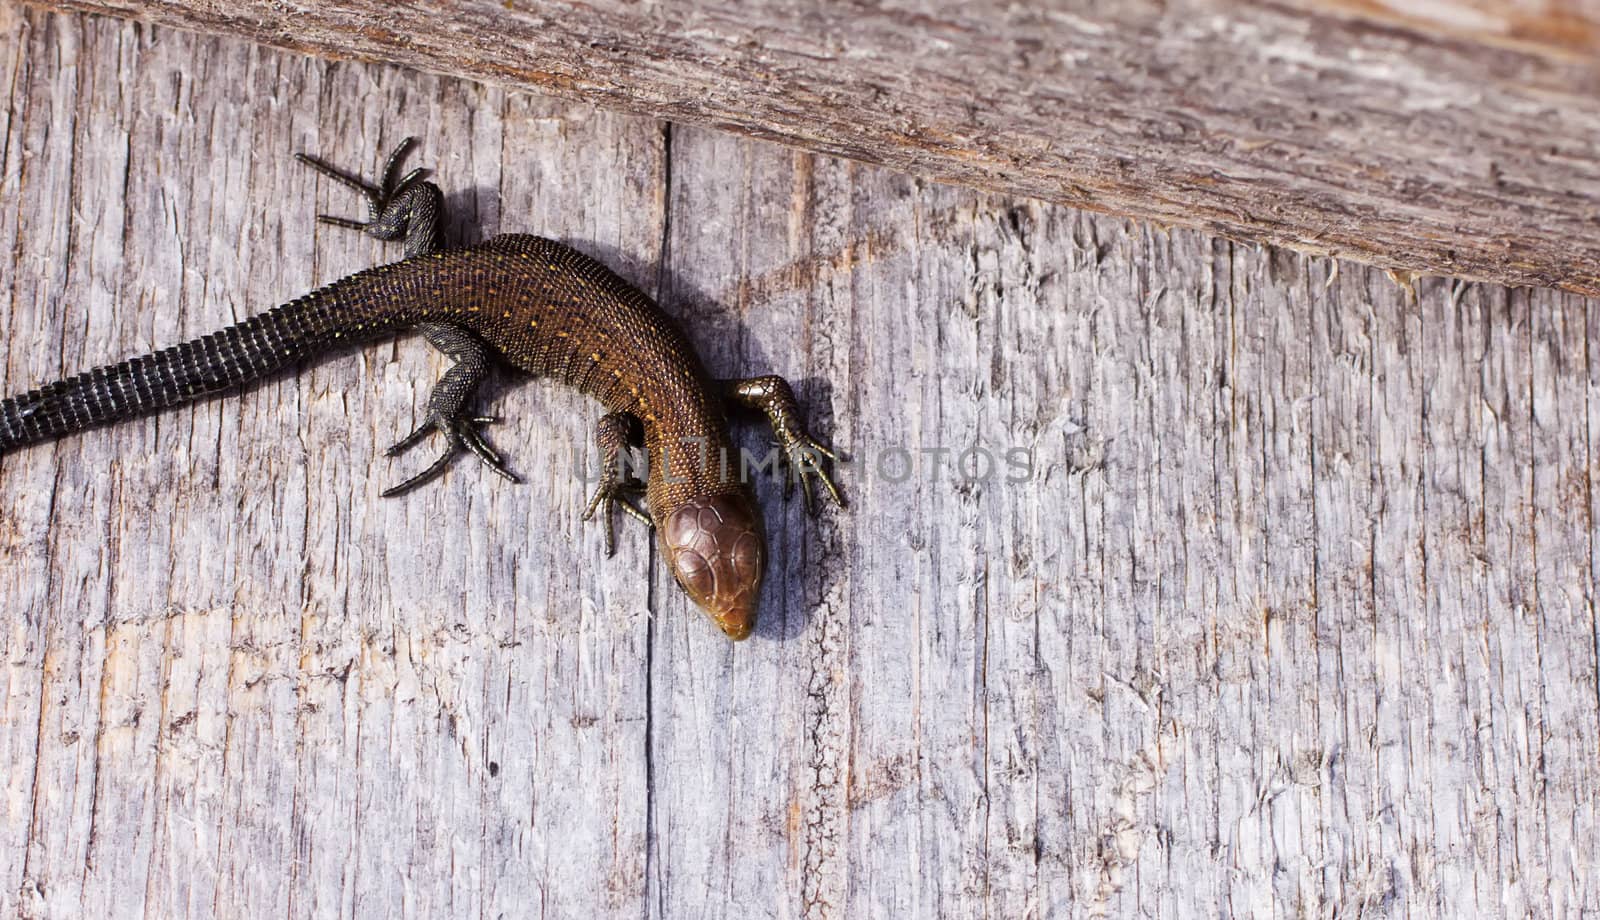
top-left (0, 287), bottom-right (386, 453)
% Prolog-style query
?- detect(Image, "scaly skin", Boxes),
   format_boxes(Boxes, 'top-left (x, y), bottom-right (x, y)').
top-left (0, 139), bottom-right (845, 639)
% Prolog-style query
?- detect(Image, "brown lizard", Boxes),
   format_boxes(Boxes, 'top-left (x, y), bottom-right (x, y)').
top-left (0, 139), bottom-right (844, 640)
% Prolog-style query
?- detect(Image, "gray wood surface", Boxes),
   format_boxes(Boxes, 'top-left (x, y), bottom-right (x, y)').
top-left (3, 9), bottom-right (1598, 919)
top-left (22, 0), bottom-right (1600, 296)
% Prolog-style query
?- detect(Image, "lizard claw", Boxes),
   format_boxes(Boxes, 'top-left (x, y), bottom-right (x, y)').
top-left (382, 413), bottom-right (518, 498)
top-left (581, 478), bottom-right (652, 556)
top-left (315, 214), bottom-right (371, 231)
top-left (781, 434), bottom-right (847, 515)
top-left (296, 137), bottom-right (424, 222)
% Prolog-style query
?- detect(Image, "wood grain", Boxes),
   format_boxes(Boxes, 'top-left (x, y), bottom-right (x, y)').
top-left (16, 0), bottom-right (1600, 298)
top-left (3, 9), bottom-right (1599, 919)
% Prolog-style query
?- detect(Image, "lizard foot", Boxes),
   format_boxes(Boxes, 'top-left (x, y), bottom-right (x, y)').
top-left (295, 137), bottom-right (443, 258)
top-left (777, 430), bottom-right (846, 515)
top-left (581, 412), bottom-right (652, 555)
top-left (582, 478), bottom-right (652, 557)
top-left (382, 412), bottom-right (518, 498)
top-left (380, 324), bottom-right (516, 498)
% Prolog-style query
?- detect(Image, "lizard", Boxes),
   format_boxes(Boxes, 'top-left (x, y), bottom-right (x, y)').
top-left (0, 138), bottom-right (845, 641)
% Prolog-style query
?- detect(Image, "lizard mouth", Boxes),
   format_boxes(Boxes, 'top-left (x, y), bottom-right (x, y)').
top-left (711, 601), bottom-right (755, 641)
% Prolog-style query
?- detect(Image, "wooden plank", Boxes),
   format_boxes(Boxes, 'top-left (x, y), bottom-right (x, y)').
top-left (0, 11), bottom-right (665, 920)
top-left (3, 9), bottom-right (1600, 919)
top-left (17, 0), bottom-right (1600, 297)
top-left (1284, 0), bottom-right (1600, 59)
top-left (1417, 278), bottom-right (1494, 911)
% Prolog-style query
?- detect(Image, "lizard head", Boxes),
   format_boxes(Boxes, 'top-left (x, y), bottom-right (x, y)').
top-left (660, 492), bottom-right (765, 640)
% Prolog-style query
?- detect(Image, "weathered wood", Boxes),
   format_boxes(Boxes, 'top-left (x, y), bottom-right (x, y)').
top-left (17, 0), bottom-right (1600, 298)
top-left (3, 9), bottom-right (1600, 919)
top-left (1286, 0), bottom-right (1600, 59)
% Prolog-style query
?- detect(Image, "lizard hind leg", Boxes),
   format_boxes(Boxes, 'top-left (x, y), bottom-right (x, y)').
top-left (381, 325), bottom-right (519, 498)
top-left (294, 136), bottom-right (443, 259)
top-left (296, 139), bottom-right (513, 498)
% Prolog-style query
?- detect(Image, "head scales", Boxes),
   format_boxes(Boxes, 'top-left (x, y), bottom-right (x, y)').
top-left (660, 493), bottom-right (765, 639)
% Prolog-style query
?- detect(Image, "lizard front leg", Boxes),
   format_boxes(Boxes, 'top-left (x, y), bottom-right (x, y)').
top-left (721, 375), bottom-right (846, 513)
top-left (296, 138), bottom-right (515, 495)
top-left (581, 412), bottom-right (652, 555)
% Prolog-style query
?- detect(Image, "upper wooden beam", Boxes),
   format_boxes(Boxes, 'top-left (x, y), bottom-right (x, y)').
top-left (29, 0), bottom-right (1600, 294)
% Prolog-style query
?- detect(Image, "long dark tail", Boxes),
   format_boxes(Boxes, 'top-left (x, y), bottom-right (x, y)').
top-left (0, 283), bottom-right (392, 453)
